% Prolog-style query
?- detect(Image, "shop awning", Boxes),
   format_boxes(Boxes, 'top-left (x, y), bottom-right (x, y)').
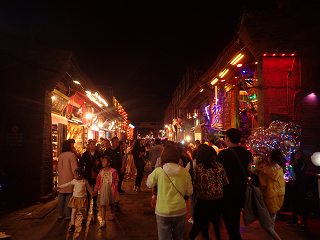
top-left (52, 113), bottom-right (68, 125)
top-left (190, 123), bottom-right (205, 132)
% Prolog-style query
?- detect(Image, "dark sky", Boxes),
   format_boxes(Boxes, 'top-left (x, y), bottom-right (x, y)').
top-left (0, 1), bottom-right (277, 105)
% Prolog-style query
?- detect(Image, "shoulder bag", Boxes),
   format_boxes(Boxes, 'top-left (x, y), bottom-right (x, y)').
top-left (162, 167), bottom-right (187, 200)
top-left (229, 148), bottom-right (273, 229)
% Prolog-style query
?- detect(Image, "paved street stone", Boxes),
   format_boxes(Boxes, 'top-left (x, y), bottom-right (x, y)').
top-left (0, 166), bottom-right (319, 239)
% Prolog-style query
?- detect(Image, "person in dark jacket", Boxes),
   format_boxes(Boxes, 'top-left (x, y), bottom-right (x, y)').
top-left (286, 150), bottom-right (308, 231)
top-left (132, 139), bottom-right (146, 192)
top-left (216, 128), bottom-right (252, 240)
top-left (80, 139), bottom-right (101, 210)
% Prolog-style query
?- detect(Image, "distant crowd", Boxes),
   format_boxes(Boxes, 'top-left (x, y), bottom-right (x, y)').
top-left (53, 128), bottom-right (308, 240)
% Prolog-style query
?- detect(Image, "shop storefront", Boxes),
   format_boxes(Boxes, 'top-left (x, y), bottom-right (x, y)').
top-left (51, 89), bottom-right (69, 185)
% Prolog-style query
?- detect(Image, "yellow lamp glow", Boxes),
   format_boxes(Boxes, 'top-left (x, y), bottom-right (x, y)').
top-left (211, 78), bottom-right (218, 85)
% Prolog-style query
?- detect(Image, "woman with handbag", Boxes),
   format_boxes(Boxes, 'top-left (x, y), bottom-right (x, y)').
top-left (146, 145), bottom-right (193, 240)
top-left (189, 144), bottom-right (229, 240)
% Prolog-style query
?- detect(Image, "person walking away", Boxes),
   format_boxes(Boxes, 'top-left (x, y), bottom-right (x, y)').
top-left (126, 140), bottom-right (136, 179)
top-left (208, 139), bottom-right (220, 155)
top-left (286, 150), bottom-right (308, 230)
top-left (251, 149), bottom-right (285, 240)
top-left (80, 139), bottom-right (100, 210)
top-left (119, 140), bottom-right (127, 184)
top-left (149, 138), bottom-right (163, 171)
top-left (132, 139), bottom-right (146, 191)
top-left (53, 168), bottom-right (96, 232)
top-left (146, 141), bottom-right (151, 165)
top-left (94, 156), bottom-right (119, 228)
top-left (57, 140), bottom-right (79, 220)
top-left (190, 144), bottom-right (229, 240)
top-left (216, 128), bottom-right (252, 240)
top-left (104, 137), bottom-right (126, 209)
top-left (146, 145), bottom-right (193, 240)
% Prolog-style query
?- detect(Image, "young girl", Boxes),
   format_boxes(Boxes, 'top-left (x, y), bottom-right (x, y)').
top-left (253, 149), bottom-right (285, 240)
top-left (53, 168), bottom-right (95, 232)
top-left (94, 156), bottom-right (119, 228)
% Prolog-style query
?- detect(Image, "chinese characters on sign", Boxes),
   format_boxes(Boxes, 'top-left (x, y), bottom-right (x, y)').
top-left (211, 103), bottom-right (222, 128)
top-left (6, 125), bottom-right (24, 151)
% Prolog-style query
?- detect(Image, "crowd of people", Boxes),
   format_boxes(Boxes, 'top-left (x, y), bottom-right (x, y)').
top-left (53, 128), bottom-right (308, 239)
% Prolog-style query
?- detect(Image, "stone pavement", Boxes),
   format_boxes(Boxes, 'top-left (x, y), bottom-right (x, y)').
top-left (0, 165), bottom-right (319, 240)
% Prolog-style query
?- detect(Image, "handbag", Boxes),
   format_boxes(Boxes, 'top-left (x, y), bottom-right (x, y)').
top-left (229, 148), bottom-right (273, 228)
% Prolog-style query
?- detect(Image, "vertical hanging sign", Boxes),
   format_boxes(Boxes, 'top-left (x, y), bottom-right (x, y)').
top-left (211, 103), bottom-right (223, 128)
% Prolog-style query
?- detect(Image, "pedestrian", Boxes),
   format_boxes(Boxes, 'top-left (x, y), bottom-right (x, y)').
top-left (132, 139), bottom-right (146, 192)
top-left (255, 149), bottom-right (285, 240)
top-left (104, 137), bottom-right (126, 209)
top-left (149, 138), bottom-right (163, 171)
top-left (286, 150), bottom-right (308, 230)
top-left (57, 140), bottom-right (79, 220)
top-left (126, 140), bottom-right (136, 179)
top-left (216, 128), bottom-right (252, 240)
top-left (80, 139), bottom-right (100, 211)
top-left (103, 139), bottom-right (111, 153)
top-left (53, 168), bottom-right (96, 232)
top-left (208, 138), bottom-right (220, 154)
top-left (146, 145), bottom-right (193, 240)
top-left (145, 140), bottom-right (151, 165)
top-left (189, 144), bottom-right (229, 240)
top-left (94, 156), bottom-right (119, 228)
top-left (119, 140), bottom-right (127, 175)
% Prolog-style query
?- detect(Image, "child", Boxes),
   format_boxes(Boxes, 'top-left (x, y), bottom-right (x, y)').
top-left (253, 149), bottom-right (285, 240)
top-left (53, 168), bottom-right (96, 232)
top-left (94, 156), bottom-right (119, 228)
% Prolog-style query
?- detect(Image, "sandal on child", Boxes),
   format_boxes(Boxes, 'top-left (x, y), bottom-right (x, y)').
top-left (100, 220), bottom-right (106, 228)
top-left (108, 214), bottom-right (114, 221)
top-left (69, 225), bottom-right (75, 232)
top-left (81, 219), bottom-right (87, 226)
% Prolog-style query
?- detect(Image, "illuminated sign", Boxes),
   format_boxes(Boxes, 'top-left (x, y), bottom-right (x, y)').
top-left (211, 103), bottom-right (223, 128)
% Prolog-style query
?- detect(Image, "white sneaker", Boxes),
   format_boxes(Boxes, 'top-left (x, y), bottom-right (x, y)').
top-left (188, 217), bottom-right (194, 224)
top-left (100, 220), bottom-right (106, 228)
top-left (0, 232), bottom-right (11, 238)
top-left (133, 186), bottom-right (137, 191)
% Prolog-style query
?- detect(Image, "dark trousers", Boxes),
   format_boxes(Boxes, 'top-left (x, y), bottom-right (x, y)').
top-left (221, 194), bottom-right (244, 240)
top-left (287, 187), bottom-right (307, 224)
top-left (117, 170), bottom-right (125, 192)
top-left (91, 178), bottom-right (97, 207)
top-left (135, 167), bottom-right (144, 187)
top-left (86, 178), bottom-right (97, 209)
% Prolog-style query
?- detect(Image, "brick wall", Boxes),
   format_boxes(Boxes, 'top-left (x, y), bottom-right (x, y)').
top-left (0, 34), bottom-right (72, 204)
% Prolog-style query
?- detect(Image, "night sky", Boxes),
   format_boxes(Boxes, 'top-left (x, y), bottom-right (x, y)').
top-left (1, 1), bottom-right (277, 107)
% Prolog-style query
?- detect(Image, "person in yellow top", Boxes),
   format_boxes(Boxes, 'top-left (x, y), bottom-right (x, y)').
top-left (147, 145), bottom-right (193, 240)
top-left (254, 149), bottom-right (285, 240)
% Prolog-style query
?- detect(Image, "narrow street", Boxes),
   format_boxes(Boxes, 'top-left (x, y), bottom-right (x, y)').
top-left (1, 165), bottom-right (319, 240)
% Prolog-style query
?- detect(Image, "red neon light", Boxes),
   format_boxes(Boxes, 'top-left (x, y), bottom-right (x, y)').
top-left (263, 53), bottom-right (296, 57)
top-left (236, 63), bottom-right (243, 68)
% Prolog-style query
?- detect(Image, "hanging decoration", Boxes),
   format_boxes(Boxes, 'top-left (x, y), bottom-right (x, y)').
top-left (248, 120), bottom-right (301, 182)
